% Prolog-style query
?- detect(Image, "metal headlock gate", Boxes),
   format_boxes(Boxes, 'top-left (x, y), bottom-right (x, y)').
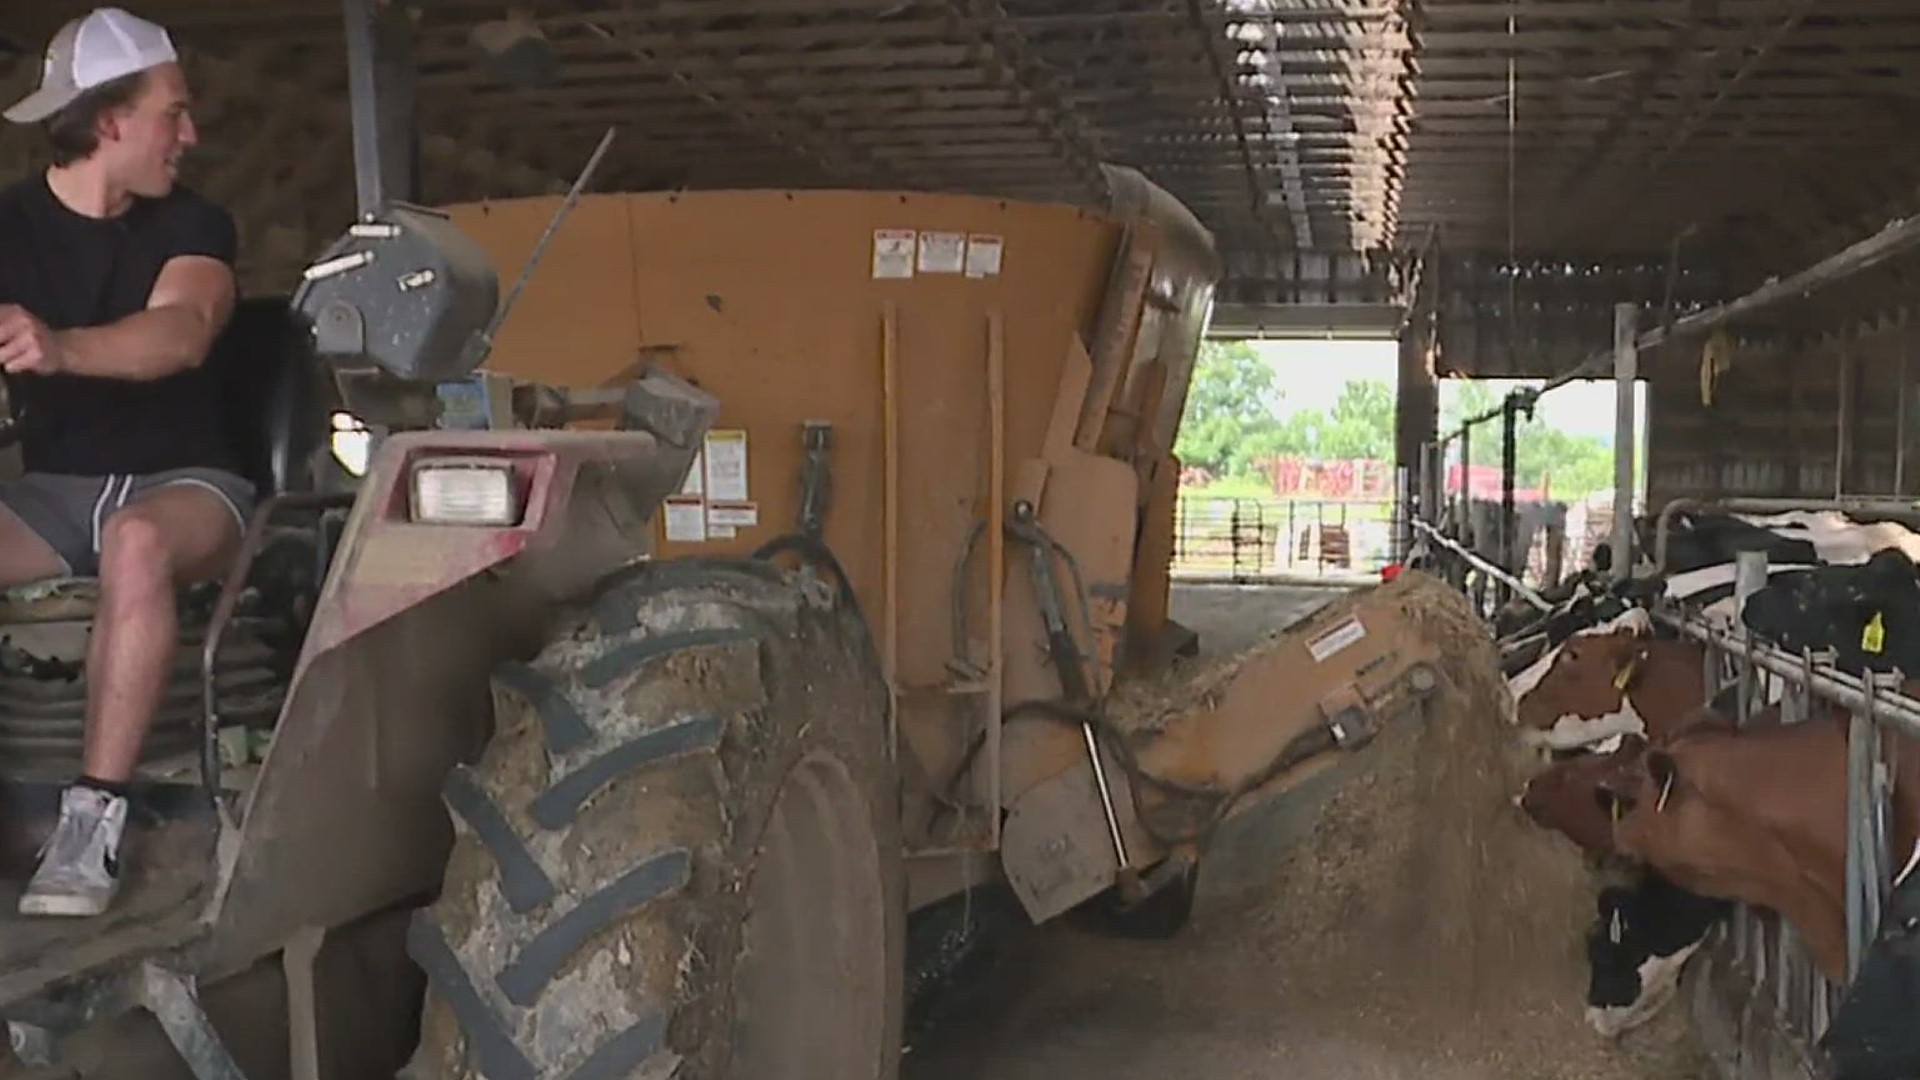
top-left (1658, 557), bottom-right (1913, 1073)
top-left (1405, 205), bottom-right (1920, 1079)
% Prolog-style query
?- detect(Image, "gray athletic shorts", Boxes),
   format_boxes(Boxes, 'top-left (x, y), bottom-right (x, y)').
top-left (0, 469), bottom-right (257, 577)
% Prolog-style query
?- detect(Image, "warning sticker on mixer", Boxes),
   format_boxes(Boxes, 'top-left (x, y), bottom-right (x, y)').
top-left (707, 502), bottom-right (758, 528)
top-left (1307, 616), bottom-right (1367, 662)
top-left (917, 231), bottom-right (966, 274)
top-left (965, 234), bottom-right (1004, 278)
top-left (873, 229), bottom-right (916, 279)
top-left (664, 497), bottom-right (707, 543)
top-left (704, 430), bottom-right (749, 502)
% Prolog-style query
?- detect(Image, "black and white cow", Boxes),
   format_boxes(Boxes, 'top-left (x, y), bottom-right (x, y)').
top-left (1651, 508), bottom-right (1826, 575)
top-left (1502, 507), bottom-right (1920, 1043)
top-left (1655, 509), bottom-right (1920, 680)
top-left (1585, 869), bottom-right (1733, 1038)
top-left (1742, 548), bottom-right (1920, 679)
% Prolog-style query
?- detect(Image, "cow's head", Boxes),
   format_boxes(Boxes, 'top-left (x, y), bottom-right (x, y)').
top-left (1518, 735), bottom-right (1647, 857)
top-left (1584, 891), bottom-right (1707, 1038)
top-left (1594, 745), bottom-right (1683, 857)
top-left (1515, 618), bottom-right (1656, 750)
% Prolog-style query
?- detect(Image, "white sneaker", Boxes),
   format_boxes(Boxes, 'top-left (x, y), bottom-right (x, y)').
top-left (19, 786), bottom-right (127, 917)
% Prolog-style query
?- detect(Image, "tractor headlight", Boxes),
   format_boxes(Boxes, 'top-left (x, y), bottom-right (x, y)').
top-left (410, 457), bottom-right (524, 525)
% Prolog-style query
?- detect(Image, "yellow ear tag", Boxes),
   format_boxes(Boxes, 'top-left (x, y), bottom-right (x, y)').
top-left (1864, 612), bottom-right (1886, 655)
top-left (1613, 652), bottom-right (1644, 692)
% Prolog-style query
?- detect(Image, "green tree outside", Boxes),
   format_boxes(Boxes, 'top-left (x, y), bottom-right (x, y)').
top-left (1175, 341), bottom-right (1618, 498)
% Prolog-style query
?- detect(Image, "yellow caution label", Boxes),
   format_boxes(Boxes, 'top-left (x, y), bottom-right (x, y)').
top-left (1864, 612), bottom-right (1886, 655)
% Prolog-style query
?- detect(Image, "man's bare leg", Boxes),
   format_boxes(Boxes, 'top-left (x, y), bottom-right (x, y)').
top-left (21, 486), bottom-right (237, 917)
top-left (83, 486), bottom-right (239, 782)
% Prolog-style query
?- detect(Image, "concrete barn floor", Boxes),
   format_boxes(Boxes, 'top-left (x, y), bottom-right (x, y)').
top-left (900, 582), bottom-right (1708, 1080)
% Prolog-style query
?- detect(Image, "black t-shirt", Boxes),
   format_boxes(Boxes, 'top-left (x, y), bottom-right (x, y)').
top-left (0, 172), bottom-right (239, 477)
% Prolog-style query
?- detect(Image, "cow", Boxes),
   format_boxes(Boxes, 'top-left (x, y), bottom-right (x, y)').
top-left (1735, 510), bottom-right (1920, 567)
top-left (1520, 735), bottom-right (1647, 858)
top-left (1742, 548), bottom-right (1920, 679)
top-left (1510, 608), bottom-right (1709, 753)
top-left (1585, 869), bottom-right (1732, 1038)
top-left (1822, 840), bottom-right (1920, 1080)
top-left (1595, 712), bottom-right (1859, 982)
top-left (1518, 696), bottom-right (1768, 859)
top-left (1654, 508), bottom-right (1826, 574)
top-left (1664, 561), bottom-right (1816, 631)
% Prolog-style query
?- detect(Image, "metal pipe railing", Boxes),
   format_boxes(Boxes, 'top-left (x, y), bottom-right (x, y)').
top-left (1409, 517), bottom-right (1551, 611)
top-left (1534, 211), bottom-right (1920, 396)
top-left (1655, 610), bottom-right (1920, 739)
top-left (1655, 595), bottom-right (1913, 1036)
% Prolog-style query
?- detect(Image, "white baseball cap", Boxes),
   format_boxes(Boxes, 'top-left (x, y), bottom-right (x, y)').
top-left (4, 8), bottom-right (178, 124)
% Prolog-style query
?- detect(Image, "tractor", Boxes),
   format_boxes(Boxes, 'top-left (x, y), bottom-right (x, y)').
top-left (0, 165), bottom-right (1450, 1079)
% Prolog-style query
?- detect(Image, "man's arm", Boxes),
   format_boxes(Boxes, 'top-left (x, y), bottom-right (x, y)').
top-left (0, 194), bottom-right (239, 382)
top-left (51, 255), bottom-right (236, 381)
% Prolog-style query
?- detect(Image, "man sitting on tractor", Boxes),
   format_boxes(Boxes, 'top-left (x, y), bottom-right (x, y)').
top-left (0, 7), bottom-right (248, 917)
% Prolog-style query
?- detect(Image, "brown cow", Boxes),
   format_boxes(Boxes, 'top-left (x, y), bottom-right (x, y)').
top-left (1520, 736), bottom-right (1647, 857)
top-left (1597, 711), bottom-right (1856, 981)
top-left (1511, 610), bottom-right (1708, 754)
top-left (1520, 708), bottom-right (1755, 857)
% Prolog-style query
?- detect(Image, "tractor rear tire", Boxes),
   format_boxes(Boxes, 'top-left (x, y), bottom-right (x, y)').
top-left (404, 558), bottom-right (903, 1080)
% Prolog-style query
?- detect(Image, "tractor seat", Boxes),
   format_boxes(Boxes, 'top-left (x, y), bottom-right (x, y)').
top-left (206, 295), bottom-right (337, 501)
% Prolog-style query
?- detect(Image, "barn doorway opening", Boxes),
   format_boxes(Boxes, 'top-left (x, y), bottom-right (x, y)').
top-left (1173, 336), bottom-right (1401, 581)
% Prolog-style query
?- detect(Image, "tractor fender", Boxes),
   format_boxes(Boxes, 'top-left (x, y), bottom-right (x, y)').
top-left (200, 426), bottom-right (697, 979)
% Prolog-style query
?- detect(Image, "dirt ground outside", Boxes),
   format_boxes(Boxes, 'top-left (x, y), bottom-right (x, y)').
top-left (902, 581), bottom-right (1712, 1080)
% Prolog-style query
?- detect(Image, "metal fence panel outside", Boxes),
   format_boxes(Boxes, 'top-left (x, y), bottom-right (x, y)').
top-left (1172, 495), bottom-right (1396, 580)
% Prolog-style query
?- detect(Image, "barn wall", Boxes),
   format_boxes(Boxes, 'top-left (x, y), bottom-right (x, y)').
top-left (1645, 319), bottom-right (1920, 513)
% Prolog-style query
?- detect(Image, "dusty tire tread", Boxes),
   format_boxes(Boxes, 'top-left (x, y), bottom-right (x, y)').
top-left (494, 662), bottom-right (593, 753)
top-left (496, 849), bottom-right (693, 1008)
top-left (442, 765), bottom-right (557, 914)
top-left (529, 715), bottom-right (724, 830)
top-left (579, 628), bottom-right (760, 688)
top-left (407, 915), bottom-right (537, 1080)
top-left (588, 559), bottom-right (792, 636)
top-left (412, 559), bottom-right (901, 1080)
top-left (563, 1014), bottom-right (670, 1080)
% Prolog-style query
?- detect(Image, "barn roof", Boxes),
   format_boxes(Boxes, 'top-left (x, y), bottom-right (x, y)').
top-left (3, 0), bottom-right (1914, 309)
